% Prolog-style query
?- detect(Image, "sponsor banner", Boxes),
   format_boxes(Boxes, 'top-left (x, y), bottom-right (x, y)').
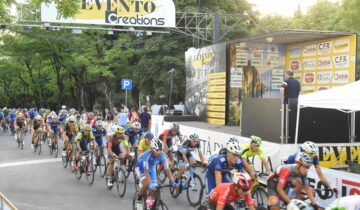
top-left (332, 70), bottom-right (350, 84)
top-left (302, 58), bottom-right (316, 71)
top-left (317, 71), bottom-right (332, 84)
top-left (207, 99), bottom-right (226, 105)
top-left (230, 82), bottom-right (242, 88)
top-left (301, 86), bottom-right (316, 94)
top-left (265, 60), bottom-right (278, 66)
top-left (41, 0), bottom-right (176, 28)
top-left (208, 72), bottom-right (226, 79)
top-left (251, 60), bottom-right (263, 66)
top-left (271, 76), bottom-right (284, 82)
top-left (317, 86), bottom-right (330, 91)
top-left (207, 105), bottom-right (226, 112)
top-left (208, 79), bottom-right (226, 85)
top-left (251, 52), bottom-right (263, 60)
top-left (207, 118), bottom-right (225, 125)
top-left (207, 92), bottom-right (226, 98)
top-left (293, 72), bottom-right (302, 81)
top-left (333, 55), bottom-right (350, 68)
top-left (302, 44), bottom-right (317, 57)
top-left (303, 72), bottom-right (316, 84)
top-left (272, 69), bottom-right (284, 76)
top-left (290, 60), bottom-right (302, 71)
top-left (236, 60), bottom-right (248, 66)
top-left (236, 53), bottom-right (248, 59)
top-left (267, 46), bottom-right (279, 53)
top-left (248, 46), bottom-right (264, 52)
top-left (208, 86), bottom-right (226, 92)
top-left (333, 39), bottom-right (350, 53)
top-left (271, 83), bottom-right (281, 90)
top-left (267, 53), bottom-right (279, 60)
top-left (317, 56), bottom-right (332, 70)
top-left (207, 112), bottom-right (225, 119)
top-left (318, 41), bottom-right (333, 55)
top-left (289, 46), bottom-right (302, 58)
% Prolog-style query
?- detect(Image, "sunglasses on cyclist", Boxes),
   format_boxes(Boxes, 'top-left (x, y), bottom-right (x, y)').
top-left (155, 149), bottom-right (162, 152)
top-left (240, 187), bottom-right (250, 193)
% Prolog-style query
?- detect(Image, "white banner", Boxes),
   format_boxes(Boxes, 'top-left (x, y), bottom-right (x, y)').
top-left (41, 0), bottom-right (176, 28)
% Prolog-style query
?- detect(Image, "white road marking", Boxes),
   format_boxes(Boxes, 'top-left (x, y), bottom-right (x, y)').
top-left (0, 158), bottom-right (61, 168)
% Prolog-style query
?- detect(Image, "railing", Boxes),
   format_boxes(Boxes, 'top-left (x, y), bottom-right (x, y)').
top-left (0, 192), bottom-right (17, 210)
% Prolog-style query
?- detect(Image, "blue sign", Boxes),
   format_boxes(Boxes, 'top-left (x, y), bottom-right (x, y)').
top-left (121, 79), bottom-right (132, 90)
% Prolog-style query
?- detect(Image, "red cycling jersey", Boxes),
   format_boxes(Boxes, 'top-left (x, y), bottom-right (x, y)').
top-left (269, 164), bottom-right (309, 188)
top-left (209, 183), bottom-right (255, 208)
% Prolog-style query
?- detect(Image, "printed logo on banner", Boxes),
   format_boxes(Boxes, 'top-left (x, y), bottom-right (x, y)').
top-left (290, 60), bottom-right (301, 71)
top-left (301, 86), bottom-right (316, 94)
top-left (252, 52), bottom-right (263, 59)
top-left (272, 69), bottom-right (284, 76)
top-left (302, 44), bottom-right (317, 57)
top-left (333, 55), bottom-right (350, 68)
top-left (267, 53), bottom-right (279, 60)
top-left (266, 60), bottom-right (278, 66)
top-left (317, 71), bottom-right (332, 84)
top-left (303, 72), bottom-right (316, 84)
top-left (294, 72), bottom-right (302, 81)
top-left (317, 86), bottom-right (329, 91)
top-left (302, 58), bottom-right (316, 70)
top-left (272, 83), bottom-right (281, 90)
top-left (267, 46), bottom-right (278, 53)
top-left (333, 39), bottom-right (350, 53)
top-left (332, 70), bottom-right (349, 84)
top-left (317, 57), bottom-right (332, 70)
top-left (236, 53), bottom-right (248, 59)
top-left (248, 46), bottom-right (264, 52)
top-left (318, 41), bottom-right (333, 55)
top-left (236, 60), bottom-right (248, 66)
top-left (341, 179), bottom-right (360, 196)
top-left (252, 60), bottom-right (263, 66)
top-left (289, 46), bottom-right (302, 58)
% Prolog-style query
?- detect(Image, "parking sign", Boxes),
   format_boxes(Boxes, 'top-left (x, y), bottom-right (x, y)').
top-left (121, 79), bottom-right (132, 90)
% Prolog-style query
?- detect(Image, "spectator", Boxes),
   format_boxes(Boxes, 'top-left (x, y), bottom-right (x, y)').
top-left (129, 107), bottom-right (139, 127)
top-left (280, 70), bottom-right (300, 104)
top-left (139, 106), bottom-right (151, 133)
top-left (117, 109), bottom-right (129, 129)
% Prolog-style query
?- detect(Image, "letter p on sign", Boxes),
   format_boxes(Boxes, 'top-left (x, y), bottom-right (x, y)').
top-left (122, 79), bottom-right (132, 90)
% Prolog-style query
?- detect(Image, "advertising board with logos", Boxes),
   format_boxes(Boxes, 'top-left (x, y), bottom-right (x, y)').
top-left (285, 35), bottom-right (357, 94)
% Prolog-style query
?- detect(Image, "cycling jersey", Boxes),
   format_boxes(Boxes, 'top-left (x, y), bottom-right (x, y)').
top-left (284, 152), bottom-right (319, 165)
top-left (138, 138), bottom-right (151, 152)
top-left (158, 129), bottom-right (182, 148)
top-left (177, 139), bottom-right (201, 165)
top-left (206, 151), bottom-right (243, 194)
top-left (75, 131), bottom-right (94, 152)
top-left (326, 195), bottom-right (360, 210)
top-left (240, 144), bottom-right (265, 159)
top-left (15, 118), bottom-right (26, 128)
top-left (107, 134), bottom-right (128, 156)
top-left (135, 149), bottom-right (168, 183)
top-left (47, 120), bottom-right (61, 134)
top-left (32, 120), bottom-right (43, 130)
top-left (125, 127), bottom-right (142, 146)
top-left (92, 127), bottom-right (107, 146)
top-left (209, 183), bottom-right (255, 208)
top-left (65, 123), bottom-right (78, 135)
top-left (58, 109), bottom-right (68, 121)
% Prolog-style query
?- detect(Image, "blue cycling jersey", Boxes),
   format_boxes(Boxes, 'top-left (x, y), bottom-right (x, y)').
top-left (136, 149), bottom-right (168, 172)
top-left (92, 128), bottom-right (107, 140)
top-left (284, 152), bottom-right (319, 165)
top-left (125, 127), bottom-right (142, 145)
top-left (47, 120), bottom-right (61, 129)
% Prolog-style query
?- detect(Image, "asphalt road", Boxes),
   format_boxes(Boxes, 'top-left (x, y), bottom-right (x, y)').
top-left (0, 131), bottom-right (201, 210)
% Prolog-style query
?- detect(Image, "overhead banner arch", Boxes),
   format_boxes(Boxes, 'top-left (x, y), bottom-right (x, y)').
top-left (41, 0), bottom-right (176, 28)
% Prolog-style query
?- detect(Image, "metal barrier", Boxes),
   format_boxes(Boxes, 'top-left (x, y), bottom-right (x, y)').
top-left (0, 192), bottom-right (17, 210)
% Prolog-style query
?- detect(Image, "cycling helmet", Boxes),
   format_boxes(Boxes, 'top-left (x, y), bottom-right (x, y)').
top-left (144, 132), bottom-right (154, 140)
top-left (150, 138), bottom-right (163, 150)
top-left (95, 116), bottom-right (103, 121)
top-left (250, 135), bottom-right (262, 145)
top-left (95, 120), bottom-right (103, 126)
top-left (232, 172), bottom-right (253, 189)
top-left (296, 152), bottom-right (313, 166)
top-left (115, 126), bottom-right (125, 134)
top-left (35, 115), bottom-right (42, 120)
top-left (84, 124), bottom-right (92, 131)
top-left (45, 109), bottom-right (50, 113)
top-left (51, 114), bottom-right (58, 120)
top-left (3, 107), bottom-right (7, 110)
top-left (61, 105), bottom-right (66, 109)
top-left (228, 137), bottom-right (240, 144)
top-left (132, 121), bottom-right (141, 130)
top-left (226, 141), bottom-right (242, 155)
top-left (18, 113), bottom-right (24, 118)
top-left (287, 199), bottom-right (314, 210)
top-left (301, 141), bottom-right (318, 154)
top-left (76, 114), bottom-right (81, 119)
top-left (171, 122), bottom-right (180, 132)
top-left (189, 133), bottom-right (200, 142)
top-left (68, 116), bottom-right (76, 122)
top-left (69, 108), bottom-right (75, 113)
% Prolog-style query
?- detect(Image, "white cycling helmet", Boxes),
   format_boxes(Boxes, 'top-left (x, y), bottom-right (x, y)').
top-left (287, 199), bottom-right (314, 210)
top-left (132, 121), bottom-right (141, 130)
top-left (68, 116), bottom-right (76, 122)
top-left (296, 152), bottom-right (313, 166)
top-left (96, 120), bottom-right (103, 126)
top-left (150, 138), bottom-right (163, 150)
top-left (226, 141), bottom-right (242, 155)
top-left (35, 115), bottom-right (42, 120)
top-left (61, 105), bottom-right (66, 109)
top-left (301, 141), bottom-right (318, 154)
top-left (228, 137), bottom-right (240, 144)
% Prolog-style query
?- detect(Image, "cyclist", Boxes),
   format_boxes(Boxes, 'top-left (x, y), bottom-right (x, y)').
top-left (58, 105), bottom-right (68, 123)
top-left (206, 139), bottom-right (243, 194)
top-left (14, 112), bottom-right (27, 141)
top-left (284, 141), bottom-right (333, 191)
top-left (62, 116), bottom-right (79, 157)
top-left (241, 135), bottom-right (272, 179)
top-left (207, 172), bottom-right (256, 210)
top-left (92, 120), bottom-right (108, 149)
top-left (138, 132), bottom-right (154, 155)
top-left (135, 138), bottom-right (177, 207)
top-left (267, 152), bottom-right (318, 210)
top-left (175, 133), bottom-right (207, 184)
top-left (31, 115), bottom-right (44, 148)
top-left (74, 124), bottom-right (97, 171)
top-left (106, 126), bottom-right (129, 187)
top-left (47, 114), bottom-right (62, 147)
top-left (158, 122), bottom-right (183, 164)
top-left (125, 121), bottom-right (143, 148)
top-left (325, 195), bottom-right (360, 210)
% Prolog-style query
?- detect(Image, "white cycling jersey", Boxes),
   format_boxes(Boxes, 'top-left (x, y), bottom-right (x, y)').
top-left (325, 195), bottom-right (360, 210)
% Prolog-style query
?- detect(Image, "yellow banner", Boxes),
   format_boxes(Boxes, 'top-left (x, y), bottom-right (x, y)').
top-left (208, 72), bottom-right (226, 79)
top-left (208, 86), bottom-right (226, 92)
top-left (207, 118), bottom-right (225, 125)
top-left (207, 99), bottom-right (226, 105)
top-left (207, 105), bottom-right (226, 112)
top-left (318, 145), bottom-right (360, 168)
top-left (207, 92), bottom-right (226, 98)
top-left (208, 79), bottom-right (226, 85)
top-left (285, 35), bottom-right (356, 94)
top-left (207, 112), bottom-right (225, 118)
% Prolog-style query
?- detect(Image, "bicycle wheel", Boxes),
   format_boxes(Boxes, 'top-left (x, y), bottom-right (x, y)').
top-left (169, 168), bottom-right (181, 198)
top-left (124, 158), bottom-right (132, 178)
top-left (251, 185), bottom-right (268, 208)
top-left (74, 161), bottom-right (82, 180)
top-left (38, 140), bottom-right (41, 155)
top-left (186, 172), bottom-right (204, 207)
top-left (134, 170), bottom-right (139, 192)
top-left (62, 153), bottom-right (68, 168)
top-left (49, 138), bottom-right (53, 156)
top-left (53, 142), bottom-right (58, 158)
top-left (86, 159), bottom-right (95, 185)
top-left (99, 155), bottom-right (107, 178)
top-left (116, 166), bottom-right (127, 197)
top-left (156, 164), bottom-right (167, 184)
top-left (92, 152), bottom-right (98, 173)
top-left (154, 200), bottom-right (169, 210)
top-left (132, 192), bottom-right (146, 210)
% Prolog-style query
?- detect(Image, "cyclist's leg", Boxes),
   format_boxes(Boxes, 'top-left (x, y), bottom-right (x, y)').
top-left (268, 180), bottom-right (281, 210)
top-left (31, 128), bottom-right (36, 145)
top-left (176, 160), bottom-right (189, 181)
top-left (38, 128), bottom-right (43, 144)
top-left (205, 171), bottom-right (216, 195)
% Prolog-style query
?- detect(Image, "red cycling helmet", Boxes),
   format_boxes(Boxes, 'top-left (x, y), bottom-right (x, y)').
top-left (232, 172), bottom-right (253, 190)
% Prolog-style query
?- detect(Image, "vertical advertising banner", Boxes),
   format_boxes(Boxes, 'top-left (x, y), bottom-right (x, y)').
top-left (228, 43), bottom-right (286, 125)
top-left (185, 43), bottom-right (227, 125)
top-left (285, 35), bottom-right (357, 94)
